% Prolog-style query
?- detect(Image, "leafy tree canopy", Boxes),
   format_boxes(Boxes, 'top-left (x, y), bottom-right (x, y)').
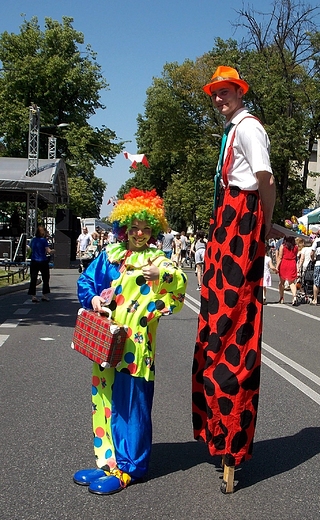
top-left (0, 16), bottom-right (123, 217)
top-left (122, 0), bottom-right (320, 229)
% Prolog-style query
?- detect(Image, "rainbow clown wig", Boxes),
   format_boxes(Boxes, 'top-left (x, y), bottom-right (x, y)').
top-left (109, 188), bottom-right (168, 241)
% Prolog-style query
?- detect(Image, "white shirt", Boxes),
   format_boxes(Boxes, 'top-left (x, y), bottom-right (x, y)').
top-left (311, 238), bottom-right (320, 267)
top-left (300, 246), bottom-right (312, 270)
top-left (78, 232), bottom-right (91, 252)
top-left (222, 108), bottom-right (273, 190)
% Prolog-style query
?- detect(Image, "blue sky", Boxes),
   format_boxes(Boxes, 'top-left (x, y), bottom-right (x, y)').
top-left (1, 0), bottom-right (319, 216)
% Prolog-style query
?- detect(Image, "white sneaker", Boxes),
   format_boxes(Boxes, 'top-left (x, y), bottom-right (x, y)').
top-left (197, 285), bottom-right (201, 291)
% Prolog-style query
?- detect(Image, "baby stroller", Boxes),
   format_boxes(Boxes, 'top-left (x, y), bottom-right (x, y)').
top-left (299, 260), bottom-right (315, 304)
top-left (78, 244), bottom-right (100, 273)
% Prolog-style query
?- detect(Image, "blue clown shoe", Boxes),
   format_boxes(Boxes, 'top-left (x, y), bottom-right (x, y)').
top-left (88, 469), bottom-right (132, 495)
top-left (73, 467), bottom-right (107, 486)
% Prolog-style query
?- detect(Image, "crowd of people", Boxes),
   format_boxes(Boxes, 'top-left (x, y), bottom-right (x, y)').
top-left (76, 226), bottom-right (118, 258)
top-left (77, 223), bottom-right (213, 294)
top-left (264, 231), bottom-right (320, 305)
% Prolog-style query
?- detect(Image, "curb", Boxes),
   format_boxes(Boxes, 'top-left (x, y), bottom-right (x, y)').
top-left (0, 280), bottom-right (30, 296)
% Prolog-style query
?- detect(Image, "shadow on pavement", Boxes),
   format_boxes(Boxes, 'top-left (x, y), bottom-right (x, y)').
top-left (148, 427), bottom-right (320, 490)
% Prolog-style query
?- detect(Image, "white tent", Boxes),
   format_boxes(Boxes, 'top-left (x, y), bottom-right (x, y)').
top-left (298, 207), bottom-right (320, 226)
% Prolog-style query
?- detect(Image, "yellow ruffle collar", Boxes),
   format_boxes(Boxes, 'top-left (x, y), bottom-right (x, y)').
top-left (106, 242), bottom-right (164, 268)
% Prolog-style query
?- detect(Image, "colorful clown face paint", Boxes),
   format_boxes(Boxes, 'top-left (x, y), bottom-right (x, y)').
top-left (127, 219), bottom-right (152, 251)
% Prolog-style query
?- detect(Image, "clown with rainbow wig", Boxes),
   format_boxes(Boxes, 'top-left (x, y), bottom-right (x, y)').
top-left (74, 188), bottom-right (187, 495)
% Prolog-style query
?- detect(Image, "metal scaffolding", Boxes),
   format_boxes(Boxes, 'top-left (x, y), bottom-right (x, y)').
top-left (48, 136), bottom-right (57, 159)
top-left (27, 104), bottom-right (40, 177)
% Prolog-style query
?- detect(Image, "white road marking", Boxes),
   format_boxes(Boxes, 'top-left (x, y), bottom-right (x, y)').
top-left (0, 334), bottom-right (9, 347)
top-left (13, 308), bottom-right (31, 315)
top-left (262, 354), bottom-right (320, 406)
top-left (184, 292), bottom-right (320, 406)
top-left (0, 319), bottom-right (22, 328)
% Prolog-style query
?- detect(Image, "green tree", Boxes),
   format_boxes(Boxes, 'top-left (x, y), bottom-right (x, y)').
top-left (232, 0), bottom-right (320, 220)
top-left (0, 16), bottom-right (123, 217)
top-left (126, 1), bottom-right (320, 229)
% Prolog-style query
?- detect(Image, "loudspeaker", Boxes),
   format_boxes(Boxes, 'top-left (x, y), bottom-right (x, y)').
top-left (54, 229), bottom-right (71, 268)
top-left (56, 209), bottom-right (72, 230)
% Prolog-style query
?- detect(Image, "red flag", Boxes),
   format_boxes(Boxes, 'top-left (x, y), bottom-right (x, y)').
top-left (107, 196), bottom-right (117, 206)
top-left (123, 151), bottom-right (150, 169)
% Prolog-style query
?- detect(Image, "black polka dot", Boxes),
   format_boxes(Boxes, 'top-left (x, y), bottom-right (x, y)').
top-left (213, 434), bottom-right (226, 450)
top-left (215, 226), bottom-right (227, 244)
top-left (225, 344), bottom-right (240, 366)
top-left (136, 275), bottom-right (146, 286)
top-left (236, 322), bottom-right (255, 345)
top-left (246, 302), bottom-right (258, 322)
top-left (192, 412), bottom-right (204, 431)
top-left (248, 240), bottom-right (258, 261)
top-left (139, 316), bottom-right (147, 327)
top-left (218, 397), bottom-right (234, 415)
top-left (242, 366), bottom-right (261, 391)
top-left (192, 357), bottom-right (199, 375)
top-left (207, 332), bottom-right (222, 353)
top-left (208, 289), bottom-right (219, 315)
top-left (199, 324), bottom-right (210, 343)
top-left (219, 420), bottom-right (228, 436)
top-left (247, 257), bottom-right (264, 282)
top-left (192, 391), bottom-right (207, 412)
top-left (205, 425), bottom-right (213, 442)
top-left (239, 212), bottom-right (257, 235)
top-left (245, 349), bottom-right (257, 370)
top-left (254, 285), bottom-right (264, 304)
top-left (195, 367), bottom-right (204, 384)
top-left (240, 410), bottom-right (253, 430)
top-left (214, 363), bottom-right (240, 395)
top-left (252, 393), bottom-right (259, 411)
top-left (120, 367), bottom-right (131, 375)
top-left (215, 249), bottom-right (221, 262)
top-left (217, 314), bottom-right (233, 337)
top-left (221, 205), bottom-right (237, 226)
top-left (222, 256), bottom-right (245, 288)
top-left (203, 376), bottom-right (215, 396)
top-left (208, 223), bottom-right (215, 241)
top-left (199, 296), bottom-right (209, 322)
top-left (229, 236), bottom-right (244, 257)
top-left (224, 289), bottom-right (239, 308)
top-left (203, 265), bottom-right (215, 286)
top-left (246, 193), bottom-right (258, 213)
top-left (216, 269), bottom-right (223, 290)
top-left (155, 300), bottom-right (165, 310)
top-left (229, 187), bottom-right (240, 198)
top-left (231, 429), bottom-right (248, 453)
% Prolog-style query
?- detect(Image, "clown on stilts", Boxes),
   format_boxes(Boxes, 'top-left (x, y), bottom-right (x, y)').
top-left (192, 66), bottom-right (275, 493)
top-left (73, 188), bottom-right (187, 495)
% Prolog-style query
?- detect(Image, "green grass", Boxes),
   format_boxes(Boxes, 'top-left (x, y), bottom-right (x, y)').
top-left (0, 268), bottom-right (29, 287)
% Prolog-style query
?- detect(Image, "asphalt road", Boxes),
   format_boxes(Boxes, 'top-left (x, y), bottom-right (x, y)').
top-left (0, 265), bottom-right (319, 520)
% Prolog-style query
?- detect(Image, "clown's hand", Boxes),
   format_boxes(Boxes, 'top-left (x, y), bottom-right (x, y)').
top-left (142, 258), bottom-right (159, 281)
top-left (91, 295), bottom-right (110, 313)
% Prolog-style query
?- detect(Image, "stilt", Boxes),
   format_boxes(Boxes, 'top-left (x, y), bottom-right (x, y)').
top-left (220, 459), bottom-right (235, 494)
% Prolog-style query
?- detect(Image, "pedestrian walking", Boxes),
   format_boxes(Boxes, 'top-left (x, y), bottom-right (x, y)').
top-left (310, 231), bottom-right (320, 305)
top-left (27, 225), bottom-right (54, 302)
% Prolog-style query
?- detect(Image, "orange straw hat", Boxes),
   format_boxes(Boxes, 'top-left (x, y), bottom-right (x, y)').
top-left (203, 65), bottom-right (249, 96)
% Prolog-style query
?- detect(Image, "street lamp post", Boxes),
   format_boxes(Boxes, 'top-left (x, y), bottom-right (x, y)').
top-left (48, 123), bottom-right (69, 159)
